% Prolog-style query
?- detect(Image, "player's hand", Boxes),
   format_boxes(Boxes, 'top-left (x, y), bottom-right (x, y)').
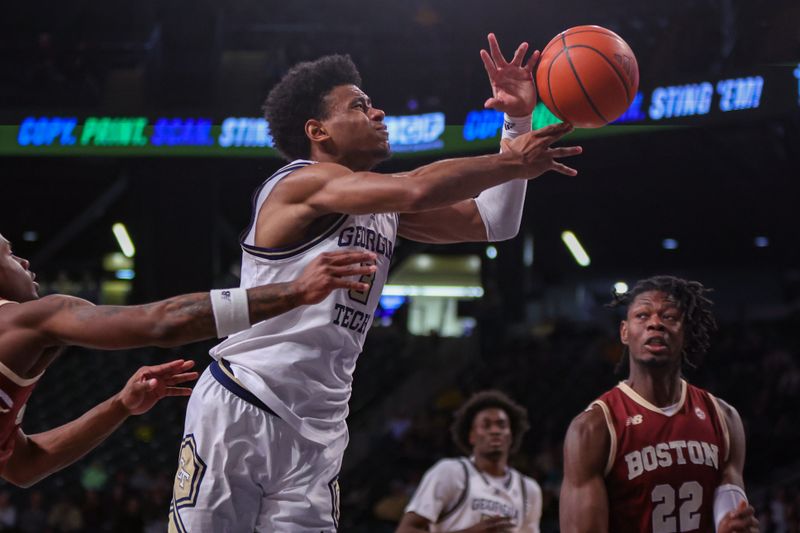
top-left (481, 33), bottom-right (538, 117)
top-left (501, 122), bottom-right (582, 177)
top-left (463, 516), bottom-right (515, 532)
top-left (294, 251), bottom-right (378, 305)
top-left (116, 359), bottom-right (198, 416)
top-left (718, 501), bottom-right (759, 533)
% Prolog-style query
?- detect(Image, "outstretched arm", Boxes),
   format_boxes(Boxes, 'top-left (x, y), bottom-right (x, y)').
top-left (560, 407), bottom-right (611, 533)
top-left (398, 33), bottom-right (580, 244)
top-left (2, 359), bottom-right (197, 487)
top-left (288, 122), bottom-right (577, 219)
top-left (0, 250), bottom-right (376, 355)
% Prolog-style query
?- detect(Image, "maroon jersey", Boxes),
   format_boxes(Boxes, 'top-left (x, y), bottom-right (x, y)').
top-left (592, 380), bottom-right (730, 533)
top-left (0, 299), bottom-right (42, 471)
top-left (0, 363), bottom-right (41, 470)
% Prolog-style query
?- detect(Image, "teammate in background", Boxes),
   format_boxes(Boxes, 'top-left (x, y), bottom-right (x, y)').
top-left (172, 33), bottom-right (580, 532)
top-left (560, 276), bottom-right (760, 533)
top-left (396, 390), bottom-right (542, 533)
top-left (0, 233), bottom-right (375, 487)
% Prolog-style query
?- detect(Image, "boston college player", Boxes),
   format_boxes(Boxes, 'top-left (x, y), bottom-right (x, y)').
top-left (560, 276), bottom-right (759, 533)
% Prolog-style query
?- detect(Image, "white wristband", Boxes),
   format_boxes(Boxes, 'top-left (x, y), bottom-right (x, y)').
top-left (501, 113), bottom-right (532, 143)
top-left (713, 484), bottom-right (747, 531)
top-left (210, 288), bottom-right (251, 338)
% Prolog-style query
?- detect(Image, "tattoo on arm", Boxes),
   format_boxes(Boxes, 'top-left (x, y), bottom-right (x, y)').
top-left (73, 305), bottom-right (125, 322)
top-left (56, 283), bottom-right (300, 345)
top-left (159, 293), bottom-right (216, 339)
top-left (247, 282), bottom-right (299, 320)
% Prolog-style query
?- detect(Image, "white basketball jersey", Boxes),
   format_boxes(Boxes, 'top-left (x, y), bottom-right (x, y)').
top-left (405, 458), bottom-right (542, 533)
top-left (209, 160), bottom-right (398, 447)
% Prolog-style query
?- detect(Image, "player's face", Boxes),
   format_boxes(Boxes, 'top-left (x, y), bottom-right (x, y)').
top-left (0, 235), bottom-right (39, 302)
top-left (469, 408), bottom-right (512, 459)
top-left (621, 290), bottom-right (685, 369)
top-left (319, 84), bottom-right (390, 169)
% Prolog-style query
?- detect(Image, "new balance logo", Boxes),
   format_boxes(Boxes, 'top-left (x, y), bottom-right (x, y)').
top-left (626, 414), bottom-right (644, 426)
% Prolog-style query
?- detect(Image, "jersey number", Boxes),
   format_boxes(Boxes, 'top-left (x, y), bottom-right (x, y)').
top-left (348, 266), bottom-right (376, 305)
top-left (651, 481), bottom-right (703, 533)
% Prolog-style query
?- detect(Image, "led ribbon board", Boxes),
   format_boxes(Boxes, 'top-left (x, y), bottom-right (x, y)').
top-left (614, 67), bottom-right (796, 125)
top-left (3, 114), bottom-right (456, 157)
top-left (1, 66), bottom-right (796, 157)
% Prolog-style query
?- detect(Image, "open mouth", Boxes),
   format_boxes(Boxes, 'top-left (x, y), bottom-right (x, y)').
top-left (645, 336), bottom-right (667, 346)
top-left (644, 336), bottom-right (669, 353)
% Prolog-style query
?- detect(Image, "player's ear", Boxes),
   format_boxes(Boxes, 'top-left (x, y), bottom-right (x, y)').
top-left (620, 320), bottom-right (629, 345)
top-left (305, 119), bottom-right (330, 143)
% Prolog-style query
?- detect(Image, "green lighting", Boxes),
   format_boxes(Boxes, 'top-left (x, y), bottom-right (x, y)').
top-left (80, 117), bottom-right (148, 146)
top-left (532, 102), bottom-right (563, 130)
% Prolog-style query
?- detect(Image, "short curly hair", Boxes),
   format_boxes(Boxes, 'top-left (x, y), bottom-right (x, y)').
top-left (263, 54), bottom-right (362, 161)
top-left (450, 390), bottom-right (530, 456)
top-left (609, 275), bottom-right (717, 370)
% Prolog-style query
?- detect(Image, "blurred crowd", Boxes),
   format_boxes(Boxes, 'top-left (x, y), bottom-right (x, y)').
top-left (1, 280), bottom-right (797, 531)
top-left (343, 313), bottom-right (800, 531)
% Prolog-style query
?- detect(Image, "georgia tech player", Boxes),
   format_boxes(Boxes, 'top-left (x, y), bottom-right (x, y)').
top-left (560, 276), bottom-right (759, 533)
top-left (397, 390), bottom-right (542, 533)
top-left (0, 232), bottom-right (374, 486)
top-left (171, 34), bottom-right (581, 532)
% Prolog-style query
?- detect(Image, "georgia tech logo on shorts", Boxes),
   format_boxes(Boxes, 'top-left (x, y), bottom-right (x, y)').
top-left (168, 434), bottom-right (207, 533)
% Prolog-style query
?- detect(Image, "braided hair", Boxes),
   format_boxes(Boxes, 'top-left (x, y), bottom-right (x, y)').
top-left (609, 275), bottom-right (717, 371)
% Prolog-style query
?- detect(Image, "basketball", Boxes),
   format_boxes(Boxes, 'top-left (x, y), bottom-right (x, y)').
top-left (535, 25), bottom-right (639, 128)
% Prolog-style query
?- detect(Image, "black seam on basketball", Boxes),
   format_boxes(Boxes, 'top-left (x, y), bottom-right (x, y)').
top-left (561, 29), bottom-right (634, 98)
top-left (546, 40), bottom-right (568, 122)
top-left (567, 44), bottom-right (632, 102)
top-left (562, 33), bottom-right (608, 124)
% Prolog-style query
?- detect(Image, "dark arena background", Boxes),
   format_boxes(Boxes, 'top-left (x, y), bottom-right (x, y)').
top-left (2, 1), bottom-right (800, 531)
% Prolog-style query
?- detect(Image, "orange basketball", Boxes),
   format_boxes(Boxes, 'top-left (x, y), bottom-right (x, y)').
top-left (535, 25), bottom-right (639, 128)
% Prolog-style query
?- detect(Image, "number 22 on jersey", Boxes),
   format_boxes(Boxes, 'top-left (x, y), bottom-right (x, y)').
top-left (651, 481), bottom-right (703, 533)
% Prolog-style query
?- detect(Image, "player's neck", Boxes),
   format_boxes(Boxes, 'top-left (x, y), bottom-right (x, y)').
top-left (472, 454), bottom-right (508, 477)
top-left (311, 150), bottom-right (373, 172)
top-left (626, 364), bottom-right (683, 407)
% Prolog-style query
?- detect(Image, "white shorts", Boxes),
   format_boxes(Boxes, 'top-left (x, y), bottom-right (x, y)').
top-left (169, 361), bottom-right (346, 532)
